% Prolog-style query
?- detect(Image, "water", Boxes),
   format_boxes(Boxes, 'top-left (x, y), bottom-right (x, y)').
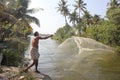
top-left (25, 37), bottom-right (120, 80)
top-left (38, 38), bottom-right (59, 74)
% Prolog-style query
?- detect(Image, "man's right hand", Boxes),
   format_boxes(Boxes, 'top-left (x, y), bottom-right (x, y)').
top-left (49, 35), bottom-right (53, 37)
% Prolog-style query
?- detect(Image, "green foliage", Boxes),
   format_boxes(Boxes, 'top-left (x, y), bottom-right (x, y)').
top-left (0, 0), bottom-right (40, 43)
top-left (53, 24), bottom-right (74, 42)
top-left (54, 0), bottom-right (120, 53)
top-left (57, 0), bottom-right (69, 24)
top-left (107, 7), bottom-right (120, 25)
top-left (115, 46), bottom-right (120, 54)
top-left (106, 2), bottom-right (120, 46)
top-left (1, 38), bottom-right (28, 67)
top-left (8, 38), bottom-right (28, 53)
top-left (2, 49), bottom-right (22, 66)
top-left (84, 20), bottom-right (118, 46)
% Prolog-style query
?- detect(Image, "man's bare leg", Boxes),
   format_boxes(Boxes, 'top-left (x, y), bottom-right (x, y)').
top-left (24, 60), bottom-right (36, 72)
top-left (34, 59), bottom-right (41, 73)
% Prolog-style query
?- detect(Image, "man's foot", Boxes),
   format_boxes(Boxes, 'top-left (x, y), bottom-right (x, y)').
top-left (23, 69), bottom-right (28, 73)
top-left (34, 70), bottom-right (41, 73)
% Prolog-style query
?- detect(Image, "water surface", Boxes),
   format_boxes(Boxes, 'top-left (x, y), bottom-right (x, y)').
top-left (26, 37), bottom-right (120, 80)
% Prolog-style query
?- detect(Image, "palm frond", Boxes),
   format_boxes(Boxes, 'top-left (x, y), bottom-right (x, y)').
top-left (25, 14), bottom-right (40, 27)
top-left (0, 1), bottom-right (6, 11)
top-left (22, 19), bottom-right (33, 31)
top-left (19, 0), bottom-right (30, 9)
top-left (27, 8), bottom-right (44, 14)
top-left (0, 11), bottom-right (18, 23)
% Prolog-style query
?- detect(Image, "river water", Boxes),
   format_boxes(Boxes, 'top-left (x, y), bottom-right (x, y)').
top-left (25, 37), bottom-right (120, 80)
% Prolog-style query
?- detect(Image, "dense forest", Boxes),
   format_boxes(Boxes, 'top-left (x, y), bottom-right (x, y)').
top-left (53, 0), bottom-right (120, 53)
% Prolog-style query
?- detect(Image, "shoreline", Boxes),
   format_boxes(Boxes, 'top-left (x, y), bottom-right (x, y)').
top-left (0, 66), bottom-right (52, 80)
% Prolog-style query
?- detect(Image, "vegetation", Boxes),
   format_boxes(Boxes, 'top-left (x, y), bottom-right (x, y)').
top-left (54, 0), bottom-right (120, 53)
top-left (56, 0), bottom-right (69, 25)
top-left (53, 24), bottom-right (74, 42)
top-left (0, 0), bottom-right (40, 67)
top-left (0, 0), bottom-right (120, 67)
top-left (1, 38), bottom-right (28, 66)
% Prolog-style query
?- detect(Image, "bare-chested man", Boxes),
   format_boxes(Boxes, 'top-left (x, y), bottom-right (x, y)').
top-left (24, 31), bottom-right (53, 73)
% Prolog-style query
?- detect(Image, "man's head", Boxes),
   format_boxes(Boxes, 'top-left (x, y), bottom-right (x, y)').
top-left (33, 31), bottom-right (39, 36)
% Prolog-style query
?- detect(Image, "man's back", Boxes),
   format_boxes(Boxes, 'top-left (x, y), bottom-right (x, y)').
top-left (32, 36), bottom-right (40, 49)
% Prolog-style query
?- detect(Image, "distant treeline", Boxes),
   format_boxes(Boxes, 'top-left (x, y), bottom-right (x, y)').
top-left (53, 0), bottom-right (120, 53)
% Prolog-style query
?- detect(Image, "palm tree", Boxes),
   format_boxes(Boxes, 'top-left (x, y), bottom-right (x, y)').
top-left (0, 0), bottom-right (41, 42)
top-left (107, 0), bottom-right (120, 8)
top-left (0, 1), bottom-right (20, 42)
top-left (56, 0), bottom-right (69, 25)
top-left (1, 0), bottom-right (41, 30)
top-left (74, 0), bottom-right (86, 20)
top-left (14, 0), bottom-right (40, 29)
top-left (0, 1), bottom-right (18, 24)
top-left (82, 10), bottom-right (92, 27)
top-left (69, 10), bottom-right (78, 27)
top-left (92, 14), bottom-right (100, 27)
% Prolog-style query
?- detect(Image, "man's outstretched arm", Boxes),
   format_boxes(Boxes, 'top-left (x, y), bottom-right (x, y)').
top-left (39, 35), bottom-right (53, 39)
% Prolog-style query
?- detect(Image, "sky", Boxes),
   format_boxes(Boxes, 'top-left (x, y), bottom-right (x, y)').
top-left (29, 0), bottom-right (110, 34)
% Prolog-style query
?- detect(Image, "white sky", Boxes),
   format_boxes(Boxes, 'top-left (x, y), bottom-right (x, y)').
top-left (29, 0), bottom-right (110, 34)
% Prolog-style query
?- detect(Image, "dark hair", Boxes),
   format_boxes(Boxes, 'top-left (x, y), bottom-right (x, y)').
top-left (33, 31), bottom-right (39, 36)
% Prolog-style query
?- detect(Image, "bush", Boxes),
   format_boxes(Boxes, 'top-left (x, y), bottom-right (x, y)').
top-left (1, 37), bottom-right (29, 67)
top-left (116, 46), bottom-right (120, 55)
top-left (2, 49), bottom-right (23, 67)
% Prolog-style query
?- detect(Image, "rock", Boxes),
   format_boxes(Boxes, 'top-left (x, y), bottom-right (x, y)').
top-left (18, 76), bottom-right (25, 80)
top-left (27, 70), bottom-right (52, 80)
top-left (0, 66), bottom-right (52, 80)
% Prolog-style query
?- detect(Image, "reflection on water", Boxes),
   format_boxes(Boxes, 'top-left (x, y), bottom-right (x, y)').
top-left (26, 37), bottom-right (120, 80)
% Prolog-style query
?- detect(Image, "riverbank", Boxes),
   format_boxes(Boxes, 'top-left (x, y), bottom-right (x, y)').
top-left (0, 37), bottom-right (53, 80)
top-left (0, 66), bottom-right (52, 80)
top-left (0, 66), bottom-right (19, 79)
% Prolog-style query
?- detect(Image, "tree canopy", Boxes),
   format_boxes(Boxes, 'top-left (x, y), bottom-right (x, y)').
top-left (54, 0), bottom-right (120, 52)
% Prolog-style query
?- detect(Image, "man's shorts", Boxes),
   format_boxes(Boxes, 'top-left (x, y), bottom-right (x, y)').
top-left (30, 47), bottom-right (39, 60)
